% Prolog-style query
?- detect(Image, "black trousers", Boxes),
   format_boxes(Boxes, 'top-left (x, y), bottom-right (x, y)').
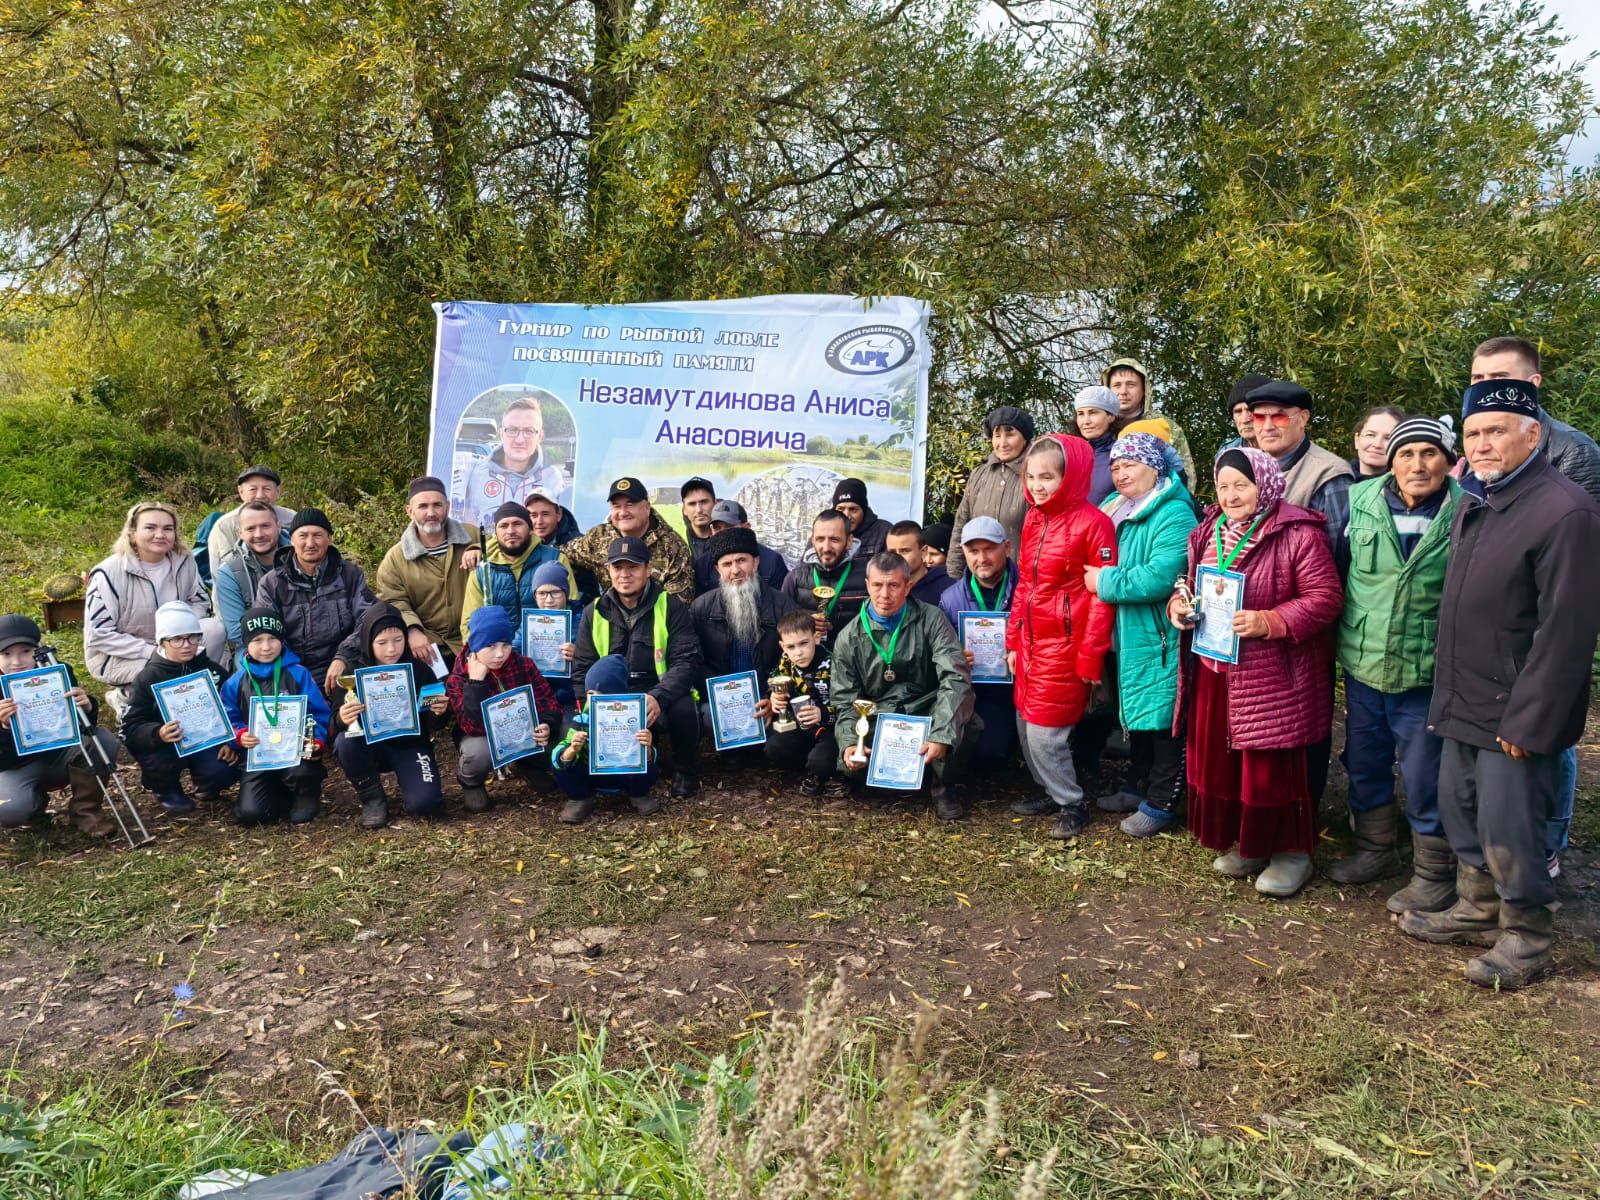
top-left (764, 726), bottom-right (837, 779)
top-left (1439, 737), bottom-right (1558, 910)
top-left (657, 693), bottom-right (701, 773)
top-left (235, 759), bottom-right (323, 825)
top-left (1129, 729), bottom-right (1185, 813)
top-left (334, 733), bottom-right (445, 815)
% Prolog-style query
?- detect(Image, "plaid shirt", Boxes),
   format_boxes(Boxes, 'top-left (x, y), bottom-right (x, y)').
top-left (446, 649), bottom-right (561, 737)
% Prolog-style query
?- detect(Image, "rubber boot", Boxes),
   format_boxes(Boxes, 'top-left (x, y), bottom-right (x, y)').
top-left (66, 768), bottom-right (117, 837)
top-left (1398, 864), bottom-right (1499, 946)
top-left (355, 777), bottom-right (389, 829)
top-left (288, 779), bottom-right (321, 824)
top-left (1386, 833), bottom-right (1456, 915)
top-left (459, 780), bottom-right (492, 813)
top-left (1327, 803), bottom-right (1401, 884)
top-left (1255, 851), bottom-right (1312, 897)
top-left (1464, 904), bottom-right (1555, 990)
top-left (932, 782), bottom-right (963, 822)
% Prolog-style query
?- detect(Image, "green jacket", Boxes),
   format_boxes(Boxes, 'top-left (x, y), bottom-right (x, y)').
top-left (1338, 475), bottom-right (1459, 693)
top-left (830, 599), bottom-right (974, 763)
top-left (1096, 478), bottom-right (1197, 731)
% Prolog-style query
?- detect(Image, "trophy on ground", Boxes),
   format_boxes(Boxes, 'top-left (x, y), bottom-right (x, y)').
top-left (850, 699), bottom-right (878, 764)
top-left (768, 674), bottom-right (799, 733)
top-left (338, 673), bottom-right (363, 738)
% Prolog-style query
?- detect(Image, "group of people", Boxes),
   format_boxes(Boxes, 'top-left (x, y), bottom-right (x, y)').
top-left (2, 337), bottom-right (1596, 991)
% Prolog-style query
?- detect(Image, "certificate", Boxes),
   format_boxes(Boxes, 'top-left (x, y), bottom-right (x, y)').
top-left (1, 665), bottom-right (81, 757)
top-left (151, 671), bottom-right (234, 757)
top-left (706, 670), bottom-right (765, 751)
top-left (246, 694), bottom-right (309, 771)
top-left (521, 609), bottom-right (572, 679)
top-left (356, 663), bottom-right (420, 744)
top-left (866, 712), bottom-right (931, 791)
top-left (958, 611), bottom-right (1011, 682)
top-left (482, 685), bottom-right (541, 769)
top-left (588, 693), bottom-right (648, 775)
top-left (1192, 566), bottom-right (1244, 665)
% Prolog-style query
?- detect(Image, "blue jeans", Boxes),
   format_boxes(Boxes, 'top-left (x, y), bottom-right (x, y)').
top-left (1343, 678), bottom-right (1443, 837)
top-left (1548, 745), bottom-right (1576, 858)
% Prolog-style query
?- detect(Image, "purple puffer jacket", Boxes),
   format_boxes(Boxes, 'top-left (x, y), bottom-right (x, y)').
top-left (1174, 503), bottom-right (1343, 750)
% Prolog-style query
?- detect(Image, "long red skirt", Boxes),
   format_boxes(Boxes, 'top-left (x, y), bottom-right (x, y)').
top-left (1185, 664), bottom-right (1316, 858)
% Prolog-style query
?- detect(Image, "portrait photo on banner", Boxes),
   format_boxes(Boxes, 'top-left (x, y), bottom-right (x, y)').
top-left (451, 383), bottom-right (578, 529)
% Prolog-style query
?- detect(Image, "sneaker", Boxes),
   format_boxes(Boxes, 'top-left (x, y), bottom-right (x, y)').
top-left (1120, 809), bottom-right (1173, 838)
top-left (158, 791), bottom-right (195, 815)
top-left (460, 784), bottom-right (492, 814)
top-left (1548, 853), bottom-right (1561, 880)
top-left (632, 792), bottom-right (665, 816)
top-left (799, 774), bottom-right (825, 798)
top-left (1095, 790), bottom-right (1144, 814)
top-left (194, 788), bottom-right (222, 806)
top-left (822, 778), bottom-right (852, 801)
top-left (559, 796), bottom-right (598, 824)
top-left (1010, 795), bottom-right (1059, 816)
top-left (670, 771), bottom-right (698, 799)
top-left (1048, 808), bottom-right (1088, 840)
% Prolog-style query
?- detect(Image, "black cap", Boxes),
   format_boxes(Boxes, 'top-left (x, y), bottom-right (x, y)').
top-left (606, 536), bottom-right (651, 565)
top-left (1245, 380), bottom-right (1313, 412)
top-left (923, 522), bottom-right (952, 553)
top-left (408, 475), bottom-right (448, 498)
top-left (0, 614), bottom-right (42, 653)
top-left (982, 405), bottom-right (1036, 442)
top-left (680, 475), bottom-right (715, 500)
top-left (241, 607), bottom-right (285, 641)
top-left (706, 526), bottom-right (759, 564)
top-left (831, 477), bottom-right (868, 507)
top-left (492, 501), bottom-right (531, 526)
top-left (608, 477), bottom-right (647, 502)
top-left (287, 508), bottom-right (333, 536)
top-left (1228, 373), bottom-right (1273, 408)
top-left (237, 465), bottom-right (281, 486)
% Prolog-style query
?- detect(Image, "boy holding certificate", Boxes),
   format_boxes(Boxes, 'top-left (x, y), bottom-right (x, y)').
top-left (446, 606), bottom-right (563, 814)
top-left (220, 608), bottom-right (331, 825)
top-left (333, 604), bottom-right (450, 828)
top-left (763, 610), bottom-right (843, 796)
top-left (120, 602), bottom-right (241, 813)
top-left (523, 561), bottom-right (578, 712)
top-left (550, 655), bottom-right (659, 823)
top-left (0, 615), bottom-right (119, 835)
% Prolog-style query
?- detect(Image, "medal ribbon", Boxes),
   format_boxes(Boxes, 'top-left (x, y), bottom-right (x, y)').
top-left (968, 573), bottom-right (1004, 612)
top-left (811, 562), bottom-right (851, 615)
top-left (858, 605), bottom-right (905, 674)
top-left (1213, 513), bottom-right (1265, 575)
top-left (247, 658), bottom-right (284, 726)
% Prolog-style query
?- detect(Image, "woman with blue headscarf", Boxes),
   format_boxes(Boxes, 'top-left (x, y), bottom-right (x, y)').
top-left (1082, 432), bottom-right (1198, 836)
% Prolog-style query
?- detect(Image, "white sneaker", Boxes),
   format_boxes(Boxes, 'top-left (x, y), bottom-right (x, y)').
top-left (1547, 853), bottom-right (1561, 880)
top-left (1255, 852), bottom-right (1313, 897)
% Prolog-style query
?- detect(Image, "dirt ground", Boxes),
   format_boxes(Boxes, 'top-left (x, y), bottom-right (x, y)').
top-left (3, 725), bottom-right (1598, 1158)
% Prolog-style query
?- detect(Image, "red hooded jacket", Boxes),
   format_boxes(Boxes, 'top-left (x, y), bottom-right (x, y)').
top-left (1007, 433), bottom-right (1118, 727)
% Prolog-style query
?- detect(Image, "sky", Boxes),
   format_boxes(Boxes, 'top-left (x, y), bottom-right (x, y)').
top-left (1546, 0), bottom-right (1600, 164)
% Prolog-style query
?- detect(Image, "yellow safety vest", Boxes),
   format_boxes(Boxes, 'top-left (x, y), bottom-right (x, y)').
top-left (590, 591), bottom-right (669, 680)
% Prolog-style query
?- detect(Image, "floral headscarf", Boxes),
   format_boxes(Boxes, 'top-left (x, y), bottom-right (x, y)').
top-left (1213, 446), bottom-right (1285, 563)
top-left (1109, 432), bottom-right (1169, 477)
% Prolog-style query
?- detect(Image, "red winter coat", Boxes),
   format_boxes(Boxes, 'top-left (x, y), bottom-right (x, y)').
top-left (1175, 502), bottom-right (1343, 749)
top-left (1008, 434), bottom-right (1117, 727)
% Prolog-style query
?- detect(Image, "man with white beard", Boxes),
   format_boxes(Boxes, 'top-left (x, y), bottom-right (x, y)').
top-left (691, 526), bottom-right (798, 731)
top-left (363, 476), bottom-right (481, 663)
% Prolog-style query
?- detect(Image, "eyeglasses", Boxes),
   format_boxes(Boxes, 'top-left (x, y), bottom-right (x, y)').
top-left (502, 426), bottom-right (541, 438)
top-left (1251, 412), bottom-right (1294, 427)
top-left (163, 634), bottom-right (201, 646)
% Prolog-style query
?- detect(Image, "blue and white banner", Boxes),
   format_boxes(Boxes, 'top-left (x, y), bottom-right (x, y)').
top-left (427, 295), bottom-right (930, 564)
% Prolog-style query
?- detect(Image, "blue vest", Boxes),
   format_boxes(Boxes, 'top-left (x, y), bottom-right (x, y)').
top-left (476, 544), bottom-right (563, 630)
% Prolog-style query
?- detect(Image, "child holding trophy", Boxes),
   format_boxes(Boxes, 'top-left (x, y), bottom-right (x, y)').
top-left (763, 609), bottom-right (841, 796)
top-left (220, 608), bottom-right (331, 825)
top-left (1008, 434), bottom-right (1117, 840)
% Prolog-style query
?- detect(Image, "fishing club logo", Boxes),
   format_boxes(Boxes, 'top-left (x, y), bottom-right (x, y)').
top-left (824, 325), bottom-right (915, 376)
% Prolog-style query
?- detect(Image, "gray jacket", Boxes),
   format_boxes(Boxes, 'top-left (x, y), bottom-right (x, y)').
top-left (84, 551), bottom-right (211, 686)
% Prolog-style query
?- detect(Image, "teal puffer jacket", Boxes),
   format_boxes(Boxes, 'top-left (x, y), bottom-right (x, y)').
top-left (1096, 478), bottom-right (1198, 731)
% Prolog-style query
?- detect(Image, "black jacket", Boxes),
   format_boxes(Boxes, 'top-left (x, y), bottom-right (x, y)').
top-left (572, 581), bottom-right (702, 707)
top-left (1429, 453), bottom-right (1600, 754)
top-left (1, 660), bottom-right (95, 773)
top-left (120, 650), bottom-right (230, 756)
top-left (780, 555), bottom-right (869, 645)
top-left (1542, 415), bottom-right (1600, 504)
top-left (329, 603), bottom-right (445, 738)
top-left (255, 545), bottom-right (376, 680)
top-left (690, 584), bottom-right (797, 692)
top-left (692, 541), bottom-right (790, 596)
top-left (853, 512), bottom-right (892, 561)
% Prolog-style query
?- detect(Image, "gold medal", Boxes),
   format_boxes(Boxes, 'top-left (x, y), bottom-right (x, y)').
top-left (269, 731), bottom-right (283, 744)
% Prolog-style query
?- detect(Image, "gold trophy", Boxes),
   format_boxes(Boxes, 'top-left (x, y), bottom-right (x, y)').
top-left (301, 711), bottom-right (319, 760)
top-left (768, 674), bottom-right (800, 733)
top-left (810, 584), bottom-right (836, 635)
top-left (1172, 575), bottom-right (1201, 628)
top-left (850, 699), bottom-right (878, 765)
top-left (338, 673), bottom-right (364, 738)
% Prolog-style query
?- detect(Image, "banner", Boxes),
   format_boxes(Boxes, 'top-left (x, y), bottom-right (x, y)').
top-left (427, 295), bottom-right (929, 566)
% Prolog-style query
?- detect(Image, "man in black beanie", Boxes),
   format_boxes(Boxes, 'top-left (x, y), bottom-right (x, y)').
top-left (691, 525), bottom-right (797, 700)
top-left (830, 478), bottom-right (892, 561)
top-left (1220, 373), bottom-right (1271, 452)
top-left (255, 507), bottom-right (377, 694)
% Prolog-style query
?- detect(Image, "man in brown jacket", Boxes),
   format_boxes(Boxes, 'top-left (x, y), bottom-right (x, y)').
top-left (368, 476), bottom-right (481, 660)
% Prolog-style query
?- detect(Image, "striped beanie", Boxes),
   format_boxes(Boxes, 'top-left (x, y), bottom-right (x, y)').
top-left (1386, 416), bottom-right (1457, 466)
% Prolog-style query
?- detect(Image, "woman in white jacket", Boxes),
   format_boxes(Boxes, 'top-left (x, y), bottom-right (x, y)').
top-left (84, 501), bottom-right (225, 713)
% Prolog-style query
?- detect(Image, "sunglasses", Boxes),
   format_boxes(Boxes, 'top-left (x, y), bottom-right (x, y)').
top-left (1250, 412), bottom-right (1295, 427)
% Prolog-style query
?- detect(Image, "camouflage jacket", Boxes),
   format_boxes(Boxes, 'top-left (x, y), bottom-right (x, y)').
top-left (563, 509), bottom-right (695, 604)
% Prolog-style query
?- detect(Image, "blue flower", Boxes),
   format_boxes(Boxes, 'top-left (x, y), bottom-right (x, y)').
top-left (173, 983), bottom-right (195, 1002)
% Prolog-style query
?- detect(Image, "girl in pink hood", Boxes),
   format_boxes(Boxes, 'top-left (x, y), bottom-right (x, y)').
top-left (1006, 434), bottom-right (1118, 839)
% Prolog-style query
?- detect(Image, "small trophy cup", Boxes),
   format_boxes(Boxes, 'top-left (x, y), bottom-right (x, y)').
top-left (810, 584), bottom-right (836, 631)
top-left (300, 711), bottom-right (319, 760)
top-left (768, 674), bottom-right (800, 733)
top-left (338, 673), bottom-right (364, 738)
top-left (851, 699), bottom-right (878, 765)
top-left (1173, 575), bottom-right (1201, 628)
